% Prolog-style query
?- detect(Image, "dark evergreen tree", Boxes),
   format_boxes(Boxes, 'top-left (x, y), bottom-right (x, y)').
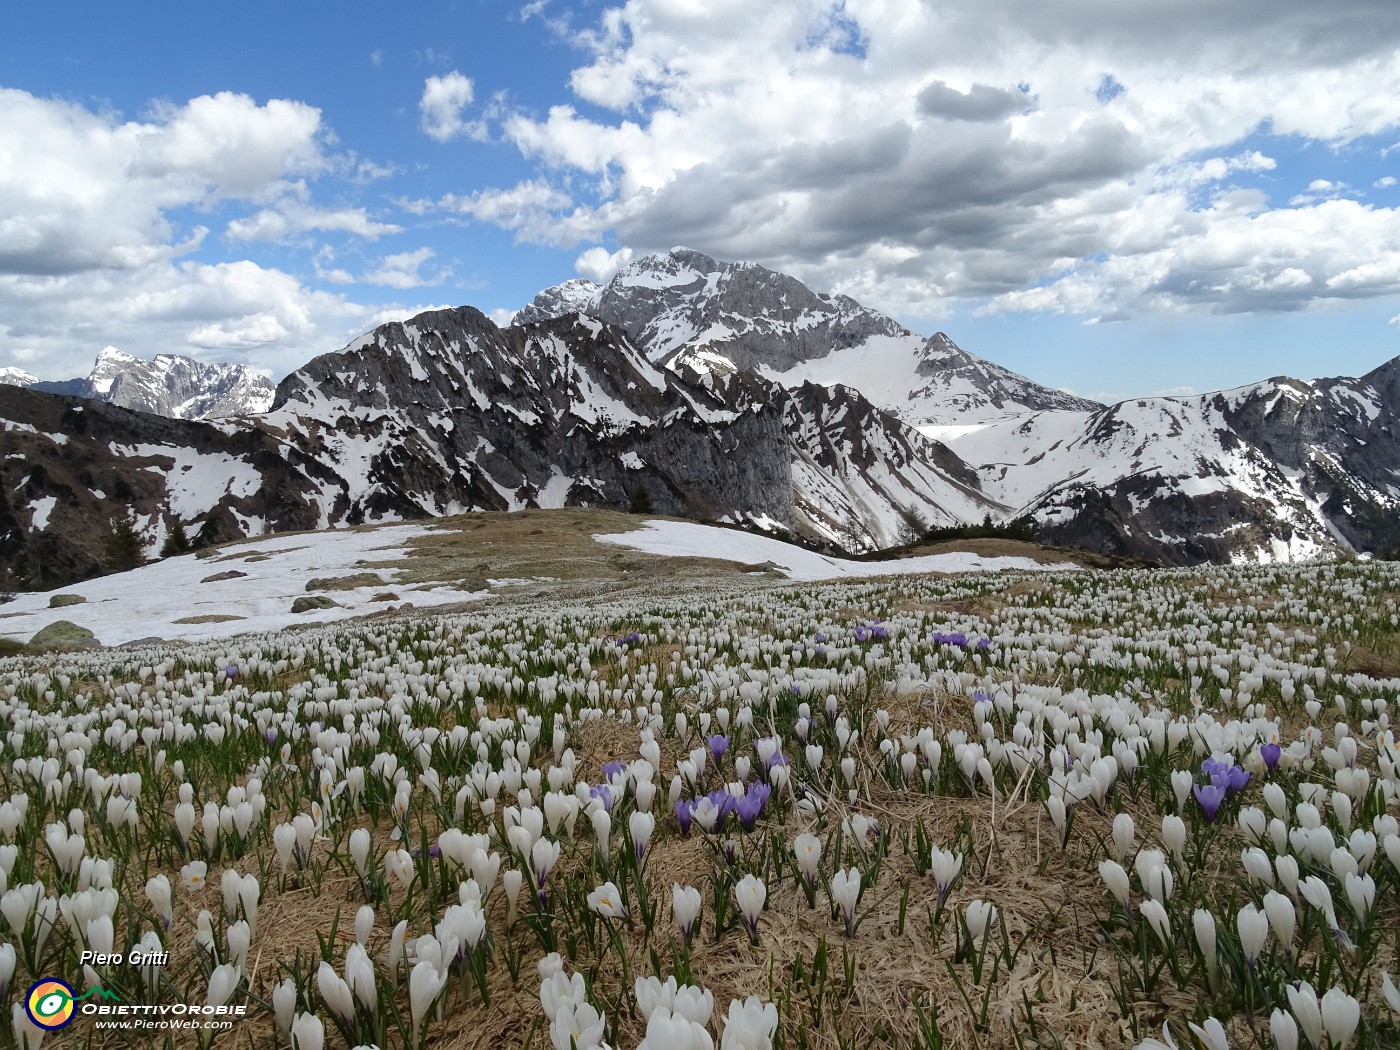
top-left (161, 519), bottom-right (191, 557)
top-left (103, 509), bottom-right (146, 573)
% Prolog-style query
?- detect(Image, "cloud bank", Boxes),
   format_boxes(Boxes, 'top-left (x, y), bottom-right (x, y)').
top-left (448, 0), bottom-right (1400, 324)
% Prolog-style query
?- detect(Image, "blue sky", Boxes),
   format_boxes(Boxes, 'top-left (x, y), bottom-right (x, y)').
top-left (4, 0), bottom-right (1400, 403)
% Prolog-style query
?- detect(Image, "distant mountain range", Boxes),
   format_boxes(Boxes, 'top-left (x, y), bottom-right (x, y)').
top-left (3, 249), bottom-right (1397, 589)
top-left (1, 347), bottom-right (274, 419)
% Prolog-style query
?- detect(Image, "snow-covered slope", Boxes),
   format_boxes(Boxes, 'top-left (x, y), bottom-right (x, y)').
top-left (517, 248), bottom-right (1100, 427)
top-left (0, 524), bottom-right (482, 646)
top-left (780, 380), bottom-right (1003, 550)
top-left (944, 366), bottom-right (1400, 564)
top-left (596, 518), bottom-right (1077, 581)
top-left (263, 307), bottom-right (798, 531)
top-left (32, 347), bottom-right (275, 419)
top-left (0, 367), bottom-right (38, 387)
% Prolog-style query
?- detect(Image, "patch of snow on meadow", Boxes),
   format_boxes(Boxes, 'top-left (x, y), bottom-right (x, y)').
top-left (595, 519), bottom-right (1077, 582)
top-left (0, 524), bottom-right (487, 647)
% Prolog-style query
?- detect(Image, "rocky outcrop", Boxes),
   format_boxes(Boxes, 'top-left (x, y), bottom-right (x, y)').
top-left (268, 307), bottom-right (799, 529)
top-left (0, 384), bottom-right (333, 588)
top-left (30, 347), bottom-right (275, 419)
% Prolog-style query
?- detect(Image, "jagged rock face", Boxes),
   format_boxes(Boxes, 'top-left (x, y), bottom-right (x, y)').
top-left (518, 248), bottom-right (1101, 427)
top-left (779, 381), bottom-right (1002, 550)
top-left (949, 368), bottom-right (1400, 565)
top-left (911, 334), bottom-right (1101, 417)
top-left (30, 347), bottom-right (275, 419)
top-left (0, 385), bottom-right (331, 589)
top-left (514, 278), bottom-right (600, 326)
top-left (268, 307), bottom-right (798, 530)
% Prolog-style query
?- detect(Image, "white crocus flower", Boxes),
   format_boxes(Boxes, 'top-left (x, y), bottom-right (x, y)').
top-left (1236, 905), bottom-right (1268, 970)
top-left (1099, 860), bottom-right (1131, 911)
top-left (1187, 1017), bottom-right (1228, 1050)
top-left (1111, 813), bottom-right (1135, 862)
top-left (587, 881), bottom-right (629, 921)
top-left (1139, 899), bottom-right (1171, 949)
top-left (734, 874), bottom-right (766, 941)
top-left (1269, 1009), bottom-right (1299, 1050)
top-left (273, 978), bottom-right (297, 1038)
top-left (930, 846), bottom-right (964, 904)
top-left (290, 1012), bottom-right (324, 1050)
top-left (1381, 972), bottom-right (1400, 1016)
top-left (965, 899), bottom-right (998, 948)
top-left (720, 996), bottom-right (779, 1050)
top-left (830, 867), bottom-right (861, 936)
top-left (1285, 982), bottom-right (1323, 1050)
top-left (673, 882), bottom-right (702, 945)
top-left (206, 962), bottom-right (239, 1008)
top-left (1263, 891), bottom-right (1296, 953)
top-left (1319, 988), bottom-right (1360, 1049)
top-left (408, 959), bottom-right (447, 1039)
top-left (1192, 909), bottom-right (1217, 989)
top-left (550, 1000), bottom-right (606, 1050)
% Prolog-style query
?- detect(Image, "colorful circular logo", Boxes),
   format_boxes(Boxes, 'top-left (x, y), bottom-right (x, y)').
top-left (25, 979), bottom-right (77, 1030)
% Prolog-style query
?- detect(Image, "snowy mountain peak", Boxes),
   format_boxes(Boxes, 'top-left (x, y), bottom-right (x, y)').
top-left (90, 346), bottom-right (139, 394)
top-left (0, 366), bottom-right (39, 387)
top-left (520, 249), bottom-right (1098, 427)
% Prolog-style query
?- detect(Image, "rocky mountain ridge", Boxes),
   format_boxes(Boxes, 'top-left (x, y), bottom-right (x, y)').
top-left (518, 248), bottom-right (1102, 427)
top-left (12, 347), bottom-right (275, 420)
top-left (3, 306), bottom-right (998, 588)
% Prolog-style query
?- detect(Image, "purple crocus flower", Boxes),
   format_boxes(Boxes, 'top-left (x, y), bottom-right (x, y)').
top-left (734, 783), bottom-right (772, 831)
top-left (1260, 742), bottom-right (1282, 771)
top-left (674, 798), bottom-right (694, 835)
top-left (1224, 765), bottom-right (1251, 794)
top-left (601, 760), bottom-right (626, 780)
top-left (815, 632), bottom-right (827, 644)
top-left (977, 638), bottom-right (990, 650)
top-left (706, 789), bottom-right (734, 824)
top-left (854, 625), bottom-right (872, 643)
top-left (1194, 783), bottom-right (1227, 822)
top-left (590, 783), bottom-right (614, 812)
top-left (225, 664), bottom-right (239, 678)
top-left (871, 622), bottom-right (888, 640)
top-left (708, 735), bottom-right (730, 762)
top-left (265, 728), bottom-right (278, 746)
top-left (931, 631), bottom-right (969, 648)
top-left (973, 692), bottom-right (992, 705)
top-left (1201, 757), bottom-right (1229, 784)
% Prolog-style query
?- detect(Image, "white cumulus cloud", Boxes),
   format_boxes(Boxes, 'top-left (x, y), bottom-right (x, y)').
top-left (419, 71), bottom-right (476, 142)
top-left (575, 245), bottom-right (633, 283)
top-left (363, 247), bottom-right (448, 289)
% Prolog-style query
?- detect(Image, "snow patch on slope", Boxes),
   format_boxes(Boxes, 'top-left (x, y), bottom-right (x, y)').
top-left (0, 524), bottom-right (489, 646)
top-left (596, 519), bottom-right (1076, 582)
